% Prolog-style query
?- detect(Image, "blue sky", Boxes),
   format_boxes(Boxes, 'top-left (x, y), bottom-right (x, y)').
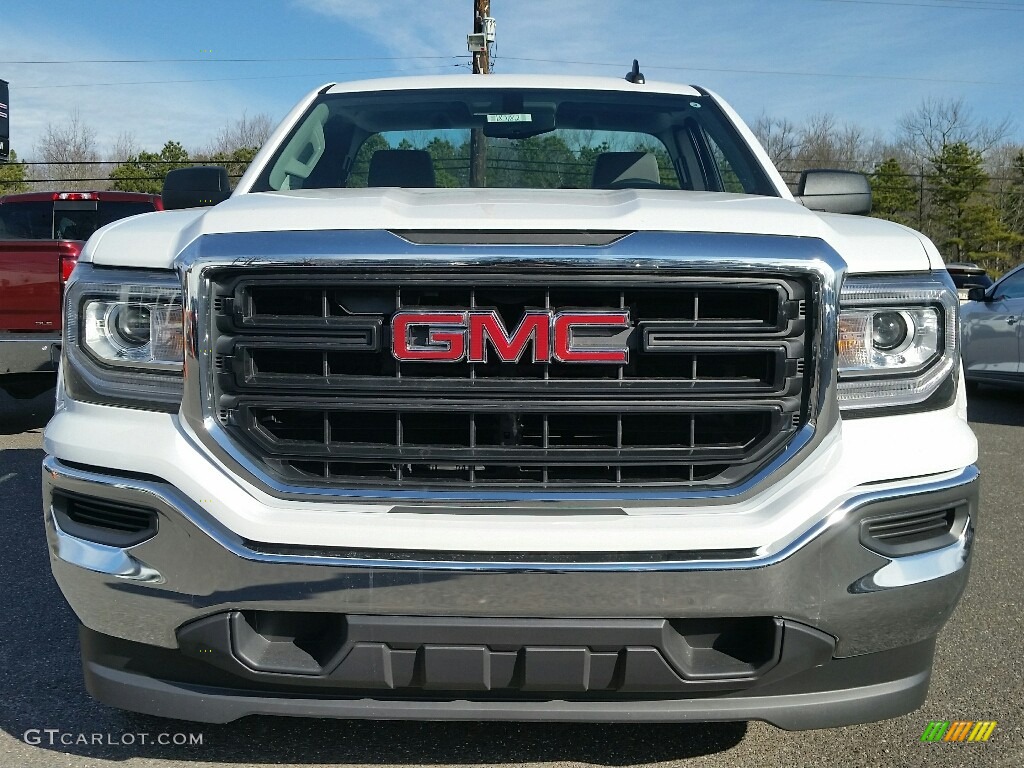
top-left (2, 0), bottom-right (1023, 161)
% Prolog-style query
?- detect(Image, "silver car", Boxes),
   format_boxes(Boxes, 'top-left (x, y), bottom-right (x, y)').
top-left (961, 262), bottom-right (1024, 390)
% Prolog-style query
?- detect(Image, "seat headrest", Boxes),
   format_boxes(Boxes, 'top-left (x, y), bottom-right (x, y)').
top-left (591, 151), bottom-right (661, 188)
top-left (367, 149), bottom-right (436, 188)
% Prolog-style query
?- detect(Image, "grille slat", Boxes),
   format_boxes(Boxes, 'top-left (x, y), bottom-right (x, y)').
top-left (867, 510), bottom-right (955, 540)
top-left (209, 272), bottom-right (813, 491)
top-left (57, 494), bottom-right (157, 536)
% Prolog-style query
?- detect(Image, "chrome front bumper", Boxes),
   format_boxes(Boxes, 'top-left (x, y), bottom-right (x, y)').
top-left (42, 456), bottom-right (979, 728)
top-left (43, 456), bottom-right (978, 658)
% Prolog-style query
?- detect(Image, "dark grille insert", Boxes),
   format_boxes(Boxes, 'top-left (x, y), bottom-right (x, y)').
top-left (233, 282), bottom-right (798, 336)
top-left (867, 509), bottom-right (955, 541)
top-left (210, 271), bottom-right (813, 491)
top-left (176, 613), bottom-right (815, 696)
top-left (860, 504), bottom-right (967, 557)
top-left (251, 407), bottom-right (774, 453)
top-left (253, 405), bottom-right (774, 489)
top-left (52, 490), bottom-right (158, 547)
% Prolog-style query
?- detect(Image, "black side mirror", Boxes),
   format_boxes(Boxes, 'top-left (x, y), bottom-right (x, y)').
top-left (966, 286), bottom-right (989, 302)
top-left (796, 169), bottom-right (872, 216)
top-left (161, 166), bottom-right (231, 210)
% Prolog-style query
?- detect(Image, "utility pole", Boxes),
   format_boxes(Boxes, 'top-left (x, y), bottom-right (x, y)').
top-left (0, 79), bottom-right (9, 163)
top-left (468, 0), bottom-right (492, 187)
top-left (471, 0), bottom-right (491, 75)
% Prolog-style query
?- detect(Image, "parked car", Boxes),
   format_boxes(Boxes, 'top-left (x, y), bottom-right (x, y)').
top-left (0, 190), bottom-right (162, 398)
top-left (946, 262), bottom-right (993, 303)
top-left (961, 262), bottom-right (1024, 391)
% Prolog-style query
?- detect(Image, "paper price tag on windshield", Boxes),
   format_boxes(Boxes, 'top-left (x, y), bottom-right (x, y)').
top-left (486, 114), bottom-right (533, 123)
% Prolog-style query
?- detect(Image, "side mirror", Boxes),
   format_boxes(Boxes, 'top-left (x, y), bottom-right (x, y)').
top-left (966, 286), bottom-right (989, 302)
top-left (796, 169), bottom-right (872, 216)
top-left (161, 166), bottom-right (230, 210)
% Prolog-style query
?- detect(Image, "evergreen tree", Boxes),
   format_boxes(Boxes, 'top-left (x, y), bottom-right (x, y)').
top-left (346, 134), bottom-right (390, 187)
top-left (424, 137), bottom-right (466, 188)
top-left (0, 150), bottom-right (29, 194)
top-left (1002, 150), bottom-right (1024, 265)
top-left (206, 146), bottom-right (259, 184)
top-left (927, 142), bottom-right (1014, 268)
top-left (870, 158), bottom-right (917, 225)
top-left (110, 141), bottom-right (190, 193)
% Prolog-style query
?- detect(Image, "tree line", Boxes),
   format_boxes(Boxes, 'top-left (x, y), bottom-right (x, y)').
top-left (3, 98), bottom-right (1023, 274)
top-left (0, 110), bottom-right (272, 195)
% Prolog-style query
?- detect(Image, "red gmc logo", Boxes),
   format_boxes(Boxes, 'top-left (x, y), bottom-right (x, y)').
top-left (391, 310), bottom-right (631, 364)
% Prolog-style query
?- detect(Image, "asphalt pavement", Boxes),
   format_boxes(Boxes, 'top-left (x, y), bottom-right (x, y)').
top-left (0, 385), bottom-right (1021, 768)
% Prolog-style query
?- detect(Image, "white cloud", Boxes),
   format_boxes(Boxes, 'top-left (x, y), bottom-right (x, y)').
top-left (295, 0), bottom-right (468, 61)
top-left (294, 0), bottom-right (633, 74)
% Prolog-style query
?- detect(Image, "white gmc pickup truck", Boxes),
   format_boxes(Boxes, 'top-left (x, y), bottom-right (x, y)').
top-left (43, 73), bottom-right (978, 729)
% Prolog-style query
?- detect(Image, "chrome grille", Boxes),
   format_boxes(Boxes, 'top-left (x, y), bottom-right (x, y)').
top-left (206, 270), bottom-right (814, 490)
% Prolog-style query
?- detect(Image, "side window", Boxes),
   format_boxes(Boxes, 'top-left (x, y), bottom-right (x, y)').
top-left (0, 201), bottom-right (53, 239)
top-left (995, 271), bottom-right (1024, 300)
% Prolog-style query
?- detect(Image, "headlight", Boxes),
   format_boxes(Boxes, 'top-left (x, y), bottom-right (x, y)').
top-left (82, 299), bottom-right (183, 369)
top-left (837, 274), bottom-right (958, 412)
top-left (63, 265), bottom-right (184, 411)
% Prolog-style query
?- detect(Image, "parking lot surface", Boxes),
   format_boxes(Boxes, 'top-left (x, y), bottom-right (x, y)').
top-left (1, 387), bottom-right (1021, 767)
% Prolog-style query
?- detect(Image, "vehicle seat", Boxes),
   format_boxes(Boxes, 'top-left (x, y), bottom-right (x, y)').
top-left (591, 151), bottom-right (661, 188)
top-left (367, 150), bottom-right (436, 188)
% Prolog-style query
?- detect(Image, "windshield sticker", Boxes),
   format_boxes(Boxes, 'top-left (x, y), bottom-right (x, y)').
top-left (485, 113), bottom-right (533, 123)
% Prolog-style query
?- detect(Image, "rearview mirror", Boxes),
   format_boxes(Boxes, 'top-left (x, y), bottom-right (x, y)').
top-left (796, 170), bottom-right (872, 216)
top-left (161, 166), bottom-right (231, 210)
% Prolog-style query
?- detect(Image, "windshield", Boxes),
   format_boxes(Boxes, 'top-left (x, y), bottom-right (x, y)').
top-left (252, 88), bottom-right (777, 196)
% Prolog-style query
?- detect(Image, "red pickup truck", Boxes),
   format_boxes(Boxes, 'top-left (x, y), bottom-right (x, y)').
top-left (0, 190), bottom-right (162, 398)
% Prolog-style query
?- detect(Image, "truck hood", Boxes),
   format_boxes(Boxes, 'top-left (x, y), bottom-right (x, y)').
top-left (83, 188), bottom-right (934, 273)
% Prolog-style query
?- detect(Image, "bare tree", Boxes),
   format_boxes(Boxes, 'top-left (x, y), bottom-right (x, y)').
top-left (751, 113), bottom-right (800, 170)
top-left (795, 113), bottom-right (867, 172)
top-left (897, 96), bottom-right (1011, 163)
top-left (35, 109), bottom-right (102, 190)
top-left (110, 131), bottom-right (141, 162)
top-left (206, 112), bottom-right (274, 156)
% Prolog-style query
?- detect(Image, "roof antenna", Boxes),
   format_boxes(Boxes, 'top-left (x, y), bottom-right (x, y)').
top-left (625, 59), bottom-right (645, 84)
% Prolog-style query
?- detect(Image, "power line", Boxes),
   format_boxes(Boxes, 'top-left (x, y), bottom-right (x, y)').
top-left (15, 64), bottom-right (469, 90)
top-left (498, 56), bottom-right (1022, 88)
top-left (811, 0), bottom-right (1024, 9)
top-left (0, 55), bottom-right (470, 65)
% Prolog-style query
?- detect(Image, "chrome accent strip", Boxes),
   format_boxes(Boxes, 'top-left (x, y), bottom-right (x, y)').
top-left (49, 508), bottom-right (164, 583)
top-left (852, 522), bottom-right (972, 592)
top-left (43, 457), bottom-right (978, 573)
top-left (173, 230), bottom-right (845, 502)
